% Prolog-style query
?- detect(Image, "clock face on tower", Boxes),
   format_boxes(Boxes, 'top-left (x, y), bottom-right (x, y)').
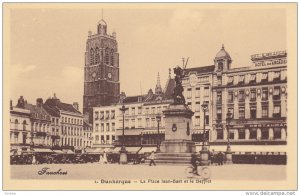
top-left (107, 72), bottom-right (112, 79)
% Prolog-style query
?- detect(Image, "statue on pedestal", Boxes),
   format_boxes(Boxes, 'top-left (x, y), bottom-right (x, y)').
top-left (173, 66), bottom-right (186, 105)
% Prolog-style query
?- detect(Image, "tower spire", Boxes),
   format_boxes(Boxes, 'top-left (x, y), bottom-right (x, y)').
top-left (155, 72), bottom-right (162, 95)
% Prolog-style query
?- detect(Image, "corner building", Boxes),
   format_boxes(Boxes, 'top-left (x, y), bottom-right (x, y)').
top-left (83, 19), bottom-right (120, 119)
top-left (211, 47), bottom-right (287, 158)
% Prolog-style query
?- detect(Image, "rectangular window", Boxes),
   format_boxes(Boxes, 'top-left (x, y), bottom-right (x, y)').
top-left (205, 115), bottom-right (209, 125)
top-left (105, 111), bottom-right (110, 119)
top-left (146, 118), bottom-right (150, 128)
top-left (217, 92), bottom-right (222, 104)
top-left (228, 108), bottom-right (234, 119)
top-left (229, 131), bottom-right (234, 140)
top-left (195, 116), bottom-right (200, 126)
top-left (238, 75), bottom-right (245, 84)
top-left (131, 119), bottom-right (135, 128)
top-left (145, 108), bottom-right (149, 115)
top-left (262, 106), bottom-right (269, 118)
top-left (101, 123), bottom-right (104, 132)
top-left (273, 71), bottom-right (281, 81)
top-left (249, 74), bottom-right (256, 83)
top-left (217, 76), bottom-right (222, 86)
top-left (250, 89), bottom-right (256, 102)
top-left (250, 106), bottom-right (256, 119)
top-left (238, 129), bottom-right (245, 139)
top-left (262, 88), bottom-right (268, 101)
top-left (261, 72), bottom-right (268, 82)
top-left (111, 111), bottom-right (115, 119)
top-left (101, 135), bottom-right (105, 143)
top-left (217, 130), bottom-right (224, 140)
top-left (239, 107), bottom-right (245, 119)
top-left (187, 88), bottom-right (192, 99)
top-left (125, 109), bottom-right (129, 115)
top-left (217, 108), bottom-right (222, 120)
top-left (100, 112), bottom-right (104, 120)
top-left (157, 107), bottom-right (161, 114)
top-left (151, 118), bottom-right (156, 128)
top-left (106, 135), bottom-right (110, 141)
top-left (204, 87), bottom-right (209, 97)
top-left (273, 127), bottom-right (281, 139)
top-left (228, 91), bottom-right (234, 103)
top-left (227, 76), bottom-right (234, 85)
top-left (111, 123), bottom-right (115, 131)
top-left (138, 118), bottom-right (142, 128)
top-left (95, 135), bottom-right (99, 141)
top-left (238, 90), bottom-right (245, 102)
top-left (273, 86), bottom-right (281, 100)
top-left (131, 107), bottom-right (135, 115)
top-left (151, 107), bottom-right (155, 114)
top-left (195, 102), bottom-right (201, 112)
top-left (273, 105), bottom-right (281, 118)
top-left (125, 119), bottom-right (129, 128)
top-left (195, 88), bottom-right (200, 98)
top-left (249, 128), bottom-right (257, 139)
top-left (106, 123), bottom-right (109, 132)
top-left (138, 107), bottom-right (142, 114)
top-left (261, 128), bottom-right (269, 140)
top-left (112, 135), bottom-right (115, 141)
top-left (95, 124), bottom-right (99, 132)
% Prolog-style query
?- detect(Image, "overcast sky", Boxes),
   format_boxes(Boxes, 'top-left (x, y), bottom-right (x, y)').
top-left (8, 4), bottom-right (286, 111)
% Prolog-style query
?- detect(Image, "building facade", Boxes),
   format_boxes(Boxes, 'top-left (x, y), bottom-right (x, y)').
top-left (210, 47), bottom-right (287, 154)
top-left (83, 18), bottom-right (120, 120)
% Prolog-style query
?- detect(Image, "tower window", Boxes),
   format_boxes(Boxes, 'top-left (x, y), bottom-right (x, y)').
top-left (111, 49), bottom-right (114, 66)
top-left (105, 49), bottom-right (109, 64)
top-left (90, 48), bottom-right (94, 65)
top-left (218, 62), bottom-right (223, 71)
top-left (95, 48), bottom-right (99, 64)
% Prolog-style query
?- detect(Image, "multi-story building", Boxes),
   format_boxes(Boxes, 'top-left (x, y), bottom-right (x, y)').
top-left (83, 18), bottom-right (120, 121)
top-left (210, 46), bottom-right (287, 155)
top-left (182, 66), bottom-right (214, 143)
top-left (44, 95), bottom-right (84, 153)
top-left (22, 97), bottom-right (52, 149)
top-left (83, 121), bottom-right (93, 149)
top-left (10, 98), bottom-right (31, 154)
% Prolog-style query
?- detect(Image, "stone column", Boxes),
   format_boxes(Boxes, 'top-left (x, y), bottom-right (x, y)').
top-left (268, 128), bottom-right (274, 140)
top-left (245, 90), bottom-right (250, 119)
top-left (257, 90), bottom-right (262, 118)
top-left (257, 128), bottom-right (261, 140)
top-left (245, 128), bottom-right (250, 140)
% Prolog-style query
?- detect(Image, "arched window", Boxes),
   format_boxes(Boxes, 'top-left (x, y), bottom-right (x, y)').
top-left (23, 120), bottom-right (26, 131)
top-left (15, 119), bottom-right (18, 130)
top-left (111, 49), bottom-right (114, 66)
top-left (90, 48), bottom-right (94, 65)
top-left (218, 62), bottom-right (223, 71)
top-left (100, 50), bottom-right (104, 63)
top-left (95, 47), bottom-right (99, 64)
top-left (105, 48), bottom-right (109, 64)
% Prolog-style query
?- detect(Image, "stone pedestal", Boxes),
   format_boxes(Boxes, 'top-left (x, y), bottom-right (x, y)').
top-left (119, 148), bottom-right (128, 164)
top-left (154, 104), bottom-right (195, 164)
top-left (225, 145), bottom-right (233, 164)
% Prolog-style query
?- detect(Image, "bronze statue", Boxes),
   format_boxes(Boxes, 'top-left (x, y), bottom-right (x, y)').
top-left (173, 66), bottom-right (186, 104)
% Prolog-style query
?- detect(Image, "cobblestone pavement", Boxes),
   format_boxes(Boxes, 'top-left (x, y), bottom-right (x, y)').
top-left (10, 163), bottom-right (286, 181)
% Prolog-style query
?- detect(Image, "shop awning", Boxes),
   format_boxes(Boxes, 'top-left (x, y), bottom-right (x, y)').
top-left (63, 149), bottom-right (74, 154)
top-left (141, 129), bottom-right (165, 135)
top-left (126, 147), bottom-right (142, 154)
top-left (33, 148), bottom-right (54, 153)
top-left (53, 150), bottom-right (64, 154)
top-left (138, 147), bottom-right (157, 154)
top-left (103, 147), bottom-right (114, 153)
top-left (92, 148), bottom-right (105, 153)
top-left (112, 147), bottom-right (121, 153)
top-left (196, 145), bottom-right (287, 154)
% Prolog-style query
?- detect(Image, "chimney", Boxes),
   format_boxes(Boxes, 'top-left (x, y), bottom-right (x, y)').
top-left (36, 98), bottom-right (43, 107)
top-left (73, 102), bottom-right (79, 111)
top-left (10, 100), bottom-right (13, 110)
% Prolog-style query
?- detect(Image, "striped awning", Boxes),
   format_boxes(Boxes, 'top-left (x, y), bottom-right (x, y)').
top-left (196, 145), bottom-right (287, 154)
top-left (138, 147), bottom-right (157, 154)
top-left (33, 148), bottom-right (54, 153)
top-left (141, 129), bottom-right (165, 135)
top-left (116, 129), bottom-right (142, 136)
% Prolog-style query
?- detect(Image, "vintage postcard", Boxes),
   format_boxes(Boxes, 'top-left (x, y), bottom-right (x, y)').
top-left (2, 3), bottom-right (297, 191)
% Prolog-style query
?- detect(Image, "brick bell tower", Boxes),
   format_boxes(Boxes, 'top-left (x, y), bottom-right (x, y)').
top-left (83, 17), bottom-right (120, 121)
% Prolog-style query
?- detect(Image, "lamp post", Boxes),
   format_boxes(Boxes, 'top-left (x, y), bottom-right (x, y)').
top-left (225, 111), bottom-right (233, 164)
top-left (156, 115), bottom-right (161, 153)
top-left (119, 105), bottom-right (128, 164)
top-left (200, 102), bottom-right (209, 166)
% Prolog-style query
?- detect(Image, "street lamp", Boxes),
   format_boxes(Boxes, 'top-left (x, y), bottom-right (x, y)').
top-left (225, 111), bottom-right (233, 164)
top-left (200, 101), bottom-right (209, 166)
top-left (119, 105), bottom-right (128, 164)
top-left (156, 115), bottom-right (162, 153)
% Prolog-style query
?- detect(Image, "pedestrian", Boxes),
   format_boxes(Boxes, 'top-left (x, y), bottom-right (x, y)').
top-left (32, 154), bottom-right (37, 165)
top-left (191, 152), bottom-right (198, 174)
top-left (99, 154), bottom-right (104, 164)
top-left (149, 151), bottom-right (156, 166)
top-left (210, 149), bottom-right (215, 165)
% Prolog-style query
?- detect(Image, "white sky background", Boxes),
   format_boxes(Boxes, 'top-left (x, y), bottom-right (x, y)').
top-left (9, 6), bottom-right (286, 111)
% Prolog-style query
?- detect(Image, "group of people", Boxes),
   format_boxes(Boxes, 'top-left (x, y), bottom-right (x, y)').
top-left (98, 151), bottom-right (108, 164)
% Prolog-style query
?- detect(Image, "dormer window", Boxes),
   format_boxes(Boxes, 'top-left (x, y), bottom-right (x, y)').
top-left (218, 62), bottom-right (223, 71)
